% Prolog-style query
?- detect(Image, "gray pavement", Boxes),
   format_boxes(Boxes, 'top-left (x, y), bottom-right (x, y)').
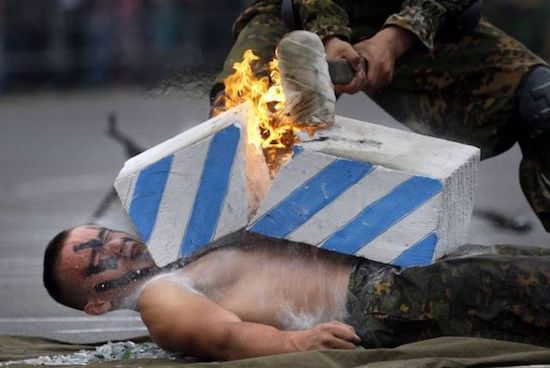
top-left (1, 88), bottom-right (549, 343)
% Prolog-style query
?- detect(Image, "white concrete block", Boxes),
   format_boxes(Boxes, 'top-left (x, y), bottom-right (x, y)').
top-left (115, 105), bottom-right (479, 267)
top-left (114, 104), bottom-right (271, 266)
top-left (249, 115), bottom-right (480, 265)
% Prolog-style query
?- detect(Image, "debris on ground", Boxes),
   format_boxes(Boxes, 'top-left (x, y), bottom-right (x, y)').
top-left (1, 341), bottom-right (179, 366)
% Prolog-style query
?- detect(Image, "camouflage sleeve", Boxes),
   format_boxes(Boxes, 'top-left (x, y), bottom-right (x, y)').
top-left (296, 0), bottom-right (352, 42)
top-left (384, 0), bottom-right (474, 50)
top-left (231, 0), bottom-right (281, 38)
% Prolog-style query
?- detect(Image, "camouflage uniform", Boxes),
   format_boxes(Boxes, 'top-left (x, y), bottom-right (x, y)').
top-left (213, 0), bottom-right (550, 231)
top-left (483, 0), bottom-right (550, 61)
top-left (345, 245), bottom-right (550, 347)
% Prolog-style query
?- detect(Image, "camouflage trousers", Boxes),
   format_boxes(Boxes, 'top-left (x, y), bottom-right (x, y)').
top-left (345, 245), bottom-right (550, 348)
top-left (215, 2), bottom-right (550, 231)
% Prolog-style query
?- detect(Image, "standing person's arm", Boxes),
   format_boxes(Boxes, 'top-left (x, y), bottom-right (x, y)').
top-left (297, 0), bottom-right (367, 94)
top-left (303, 0), bottom-right (477, 93)
top-left (351, 0), bottom-right (476, 93)
top-left (297, 0), bottom-right (351, 43)
top-left (295, 0), bottom-right (415, 94)
top-left (139, 280), bottom-right (360, 361)
top-left (210, 0), bottom-right (287, 117)
top-left (384, 0), bottom-right (477, 50)
top-left (352, 27), bottom-right (418, 94)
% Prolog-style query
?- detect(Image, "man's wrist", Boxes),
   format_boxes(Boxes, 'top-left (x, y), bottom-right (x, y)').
top-left (323, 35), bottom-right (347, 49)
top-left (284, 329), bottom-right (311, 352)
top-left (378, 26), bottom-right (418, 58)
top-left (323, 34), bottom-right (349, 45)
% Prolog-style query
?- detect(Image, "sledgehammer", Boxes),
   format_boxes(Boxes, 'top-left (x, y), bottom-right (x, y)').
top-left (277, 30), bottom-right (357, 127)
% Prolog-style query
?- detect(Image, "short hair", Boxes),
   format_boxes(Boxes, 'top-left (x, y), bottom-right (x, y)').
top-left (43, 228), bottom-right (84, 310)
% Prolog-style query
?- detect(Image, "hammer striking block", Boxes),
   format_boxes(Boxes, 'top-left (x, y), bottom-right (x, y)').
top-left (249, 115), bottom-right (480, 266)
top-left (114, 105), bottom-right (271, 267)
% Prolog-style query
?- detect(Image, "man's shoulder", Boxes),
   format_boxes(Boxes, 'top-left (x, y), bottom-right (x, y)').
top-left (139, 273), bottom-right (197, 308)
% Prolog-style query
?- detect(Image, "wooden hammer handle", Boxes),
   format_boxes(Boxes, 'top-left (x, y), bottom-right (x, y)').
top-left (328, 59), bottom-right (356, 85)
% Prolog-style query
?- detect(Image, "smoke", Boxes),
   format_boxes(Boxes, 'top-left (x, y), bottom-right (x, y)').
top-left (149, 71), bottom-right (215, 101)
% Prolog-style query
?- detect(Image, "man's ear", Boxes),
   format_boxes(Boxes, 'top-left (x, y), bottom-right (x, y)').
top-left (84, 300), bottom-right (112, 315)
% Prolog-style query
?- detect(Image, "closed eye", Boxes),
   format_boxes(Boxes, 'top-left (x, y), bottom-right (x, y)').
top-left (84, 256), bottom-right (118, 276)
top-left (98, 257), bottom-right (118, 270)
top-left (84, 250), bottom-right (119, 276)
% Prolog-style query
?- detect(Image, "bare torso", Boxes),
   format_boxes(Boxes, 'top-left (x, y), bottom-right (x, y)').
top-left (149, 243), bottom-right (356, 330)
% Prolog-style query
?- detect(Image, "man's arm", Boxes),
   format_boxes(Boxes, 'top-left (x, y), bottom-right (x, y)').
top-left (139, 280), bottom-right (360, 361)
top-left (296, 0), bottom-right (352, 43)
top-left (300, 0), bottom-right (477, 93)
top-left (352, 26), bottom-right (418, 93)
top-left (384, 0), bottom-right (477, 50)
top-left (353, 0), bottom-right (478, 92)
top-left (295, 0), bottom-right (367, 94)
top-left (296, 0), bottom-right (416, 94)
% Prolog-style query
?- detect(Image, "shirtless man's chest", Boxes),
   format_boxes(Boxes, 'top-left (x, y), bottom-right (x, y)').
top-left (179, 244), bottom-right (356, 329)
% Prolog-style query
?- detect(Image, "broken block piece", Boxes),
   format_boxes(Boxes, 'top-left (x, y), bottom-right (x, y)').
top-left (114, 104), bottom-right (271, 267)
top-left (249, 115), bottom-right (480, 266)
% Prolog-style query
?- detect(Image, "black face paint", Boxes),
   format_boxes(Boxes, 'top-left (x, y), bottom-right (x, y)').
top-left (94, 267), bottom-right (156, 293)
top-left (74, 228), bottom-right (120, 277)
top-left (73, 239), bottom-right (103, 252)
top-left (84, 257), bottom-right (119, 277)
top-left (93, 257), bottom-right (187, 293)
top-left (73, 228), bottom-right (109, 252)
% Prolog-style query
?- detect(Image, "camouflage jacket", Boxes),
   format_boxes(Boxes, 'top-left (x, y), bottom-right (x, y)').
top-left (235, 0), bottom-right (477, 50)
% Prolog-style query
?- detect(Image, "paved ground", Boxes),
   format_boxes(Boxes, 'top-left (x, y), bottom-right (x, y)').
top-left (1, 88), bottom-right (549, 343)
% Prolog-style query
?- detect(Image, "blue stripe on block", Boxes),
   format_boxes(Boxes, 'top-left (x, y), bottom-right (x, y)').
top-left (250, 159), bottom-right (374, 238)
top-left (129, 155), bottom-right (174, 243)
top-left (180, 125), bottom-right (241, 257)
top-left (292, 145), bottom-right (304, 157)
top-left (392, 232), bottom-right (438, 267)
top-left (321, 176), bottom-right (442, 254)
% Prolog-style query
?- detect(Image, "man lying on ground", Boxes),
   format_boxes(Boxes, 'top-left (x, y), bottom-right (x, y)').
top-left (44, 224), bottom-right (550, 360)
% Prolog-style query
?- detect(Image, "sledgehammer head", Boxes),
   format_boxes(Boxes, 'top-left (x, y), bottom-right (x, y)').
top-left (277, 31), bottom-right (336, 128)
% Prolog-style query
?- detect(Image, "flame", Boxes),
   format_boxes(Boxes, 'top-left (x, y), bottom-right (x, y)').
top-left (212, 50), bottom-right (301, 176)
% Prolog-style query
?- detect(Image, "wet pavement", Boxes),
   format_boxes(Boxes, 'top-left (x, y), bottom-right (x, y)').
top-left (1, 88), bottom-right (549, 343)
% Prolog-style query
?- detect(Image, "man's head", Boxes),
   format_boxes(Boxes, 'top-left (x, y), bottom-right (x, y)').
top-left (43, 225), bottom-right (157, 314)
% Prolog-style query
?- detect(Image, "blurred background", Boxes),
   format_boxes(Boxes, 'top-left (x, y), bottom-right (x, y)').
top-left (0, 0), bottom-right (247, 92)
top-left (1, 0), bottom-right (550, 345)
top-left (0, 0), bottom-right (549, 93)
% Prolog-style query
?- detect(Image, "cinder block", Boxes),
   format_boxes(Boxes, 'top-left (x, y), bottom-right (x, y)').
top-left (114, 104), bottom-right (271, 266)
top-left (115, 105), bottom-right (479, 267)
top-left (250, 116), bottom-right (480, 265)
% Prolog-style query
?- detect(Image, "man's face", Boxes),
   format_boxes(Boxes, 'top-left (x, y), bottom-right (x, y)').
top-left (58, 225), bottom-right (156, 311)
